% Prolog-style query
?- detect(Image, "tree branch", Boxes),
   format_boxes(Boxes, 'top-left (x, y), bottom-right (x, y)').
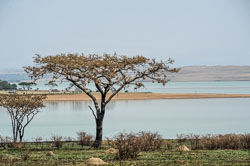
top-left (66, 77), bottom-right (100, 113)
top-left (88, 106), bottom-right (97, 120)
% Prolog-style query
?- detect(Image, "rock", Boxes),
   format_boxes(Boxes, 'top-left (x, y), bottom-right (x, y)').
top-left (47, 151), bottom-right (54, 156)
top-left (105, 148), bottom-right (118, 154)
top-left (176, 145), bottom-right (190, 152)
top-left (85, 157), bottom-right (107, 165)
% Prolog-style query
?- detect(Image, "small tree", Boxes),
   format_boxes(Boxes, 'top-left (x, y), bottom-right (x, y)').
top-left (18, 82), bottom-right (37, 91)
top-left (45, 81), bottom-right (58, 92)
top-left (0, 94), bottom-right (46, 142)
top-left (25, 53), bottom-right (180, 148)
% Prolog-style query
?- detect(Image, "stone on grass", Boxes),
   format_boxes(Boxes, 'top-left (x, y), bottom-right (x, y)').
top-left (2, 150), bottom-right (8, 153)
top-left (176, 145), bottom-right (190, 152)
top-left (47, 151), bottom-right (54, 156)
top-left (105, 148), bottom-right (118, 154)
top-left (85, 157), bottom-right (107, 165)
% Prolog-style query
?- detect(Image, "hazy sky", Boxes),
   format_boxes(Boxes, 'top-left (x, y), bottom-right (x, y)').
top-left (0, 0), bottom-right (249, 69)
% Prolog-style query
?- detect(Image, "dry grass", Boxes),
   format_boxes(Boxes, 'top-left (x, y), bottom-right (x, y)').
top-left (179, 133), bottom-right (250, 150)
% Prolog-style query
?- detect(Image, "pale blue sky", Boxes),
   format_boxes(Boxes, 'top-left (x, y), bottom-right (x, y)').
top-left (0, 0), bottom-right (249, 69)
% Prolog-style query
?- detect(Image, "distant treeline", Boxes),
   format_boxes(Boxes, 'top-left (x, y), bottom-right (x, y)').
top-left (0, 80), bottom-right (17, 90)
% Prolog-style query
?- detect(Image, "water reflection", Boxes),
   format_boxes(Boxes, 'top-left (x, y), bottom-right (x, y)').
top-left (0, 98), bottom-right (249, 140)
top-left (44, 100), bottom-right (120, 112)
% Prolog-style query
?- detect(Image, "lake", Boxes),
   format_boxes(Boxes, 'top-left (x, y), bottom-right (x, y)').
top-left (16, 81), bottom-right (250, 94)
top-left (0, 98), bottom-right (249, 141)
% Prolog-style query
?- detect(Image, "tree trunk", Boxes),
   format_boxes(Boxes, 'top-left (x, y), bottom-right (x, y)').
top-left (19, 131), bottom-right (23, 143)
top-left (93, 117), bottom-right (104, 148)
top-left (19, 136), bottom-right (23, 143)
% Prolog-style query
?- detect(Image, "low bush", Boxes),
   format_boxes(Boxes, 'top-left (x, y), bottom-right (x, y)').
top-left (176, 134), bottom-right (187, 145)
top-left (177, 133), bottom-right (250, 150)
top-left (165, 140), bottom-right (174, 150)
top-left (111, 132), bottom-right (141, 160)
top-left (33, 136), bottom-right (43, 148)
top-left (138, 131), bottom-right (163, 151)
top-left (185, 133), bottom-right (201, 150)
top-left (202, 134), bottom-right (246, 150)
top-left (239, 133), bottom-right (250, 149)
top-left (110, 131), bottom-right (164, 160)
top-left (77, 131), bottom-right (94, 147)
top-left (51, 135), bottom-right (63, 149)
top-left (0, 135), bottom-right (12, 148)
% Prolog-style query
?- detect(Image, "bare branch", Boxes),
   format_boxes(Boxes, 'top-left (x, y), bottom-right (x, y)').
top-left (88, 106), bottom-right (97, 120)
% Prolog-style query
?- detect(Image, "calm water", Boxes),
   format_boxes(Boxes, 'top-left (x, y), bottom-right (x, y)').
top-left (16, 81), bottom-right (250, 94)
top-left (0, 99), bottom-right (249, 140)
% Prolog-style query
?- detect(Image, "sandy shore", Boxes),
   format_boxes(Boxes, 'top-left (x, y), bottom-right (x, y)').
top-left (45, 92), bottom-right (250, 101)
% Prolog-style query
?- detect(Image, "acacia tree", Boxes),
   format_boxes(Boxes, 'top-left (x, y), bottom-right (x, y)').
top-left (18, 82), bottom-right (37, 91)
top-left (0, 94), bottom-right (46, 142)
top-left (24, 53), bottom-right (179, 148)
top-left (45, 81), bottom-right (58, 92)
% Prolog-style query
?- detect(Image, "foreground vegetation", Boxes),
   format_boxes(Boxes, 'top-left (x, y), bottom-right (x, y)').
top-left (0, 145), bottom-right (249, 166)
top-left (0, 133), bottom-right (249, 166)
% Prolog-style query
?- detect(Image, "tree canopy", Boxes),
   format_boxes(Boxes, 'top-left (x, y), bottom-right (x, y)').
top-left (18, 82), bottom-right (37, 91)
top-left (0, 94), bottom-right (46, 142)
top-left (25, 53), bottom-right (180, 148)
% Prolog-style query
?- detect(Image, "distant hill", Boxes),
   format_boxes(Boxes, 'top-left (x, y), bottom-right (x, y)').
top-left (0, 66), bottom-right (250, 82)
top-left (0, 69), bottom-right (28, 82)
top-left (0, 73), bottom-right (29, 82)
top-left (168, 66), bottom-right (250, 82)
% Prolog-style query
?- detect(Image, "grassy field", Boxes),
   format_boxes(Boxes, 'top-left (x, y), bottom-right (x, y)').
top-left (0, 141), bottom-right (249, 166)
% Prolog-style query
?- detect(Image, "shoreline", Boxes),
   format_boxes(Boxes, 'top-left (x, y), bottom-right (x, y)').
top-left (45, 92), bottom-right (250, 101)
